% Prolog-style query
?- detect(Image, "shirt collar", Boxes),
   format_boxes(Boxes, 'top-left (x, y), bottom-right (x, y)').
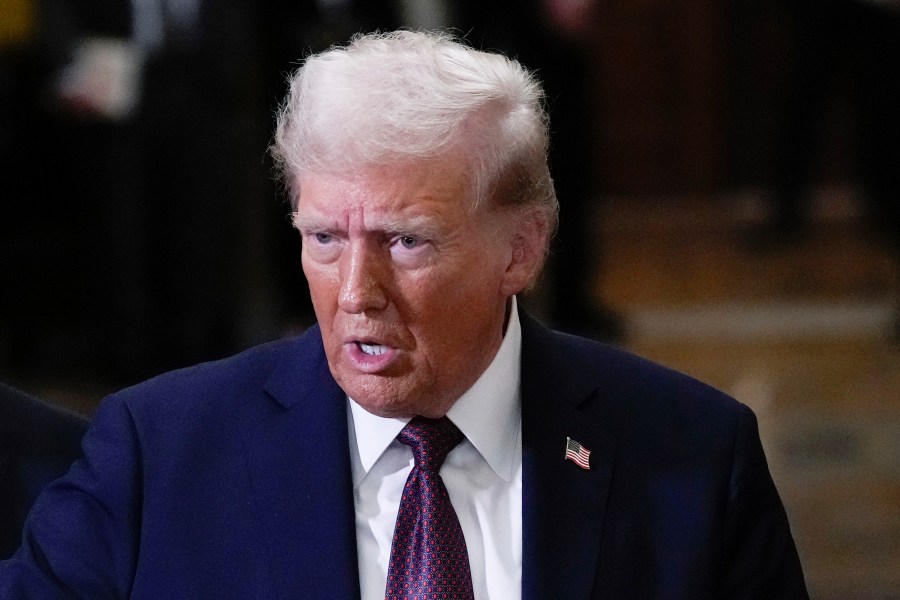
top-left (349, 297), bottom-right (522, 484)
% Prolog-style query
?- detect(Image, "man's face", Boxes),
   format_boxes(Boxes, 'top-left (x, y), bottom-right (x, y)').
top-left (295, 158), bottom-right (527, 418)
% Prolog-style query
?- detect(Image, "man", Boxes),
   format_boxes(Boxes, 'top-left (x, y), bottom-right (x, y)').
top-left (0, 31), bottom-right (808, 598)
top-left (0, 383), bottom-right (88, 559)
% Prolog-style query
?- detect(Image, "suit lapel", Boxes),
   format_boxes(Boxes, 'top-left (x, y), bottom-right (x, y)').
top-left (240, 327), bottom-right (361, 599)
top-left (520, 313), bottom-right (619, 600)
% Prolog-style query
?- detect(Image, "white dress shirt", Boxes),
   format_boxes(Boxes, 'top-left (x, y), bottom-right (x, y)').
top-left (348, 298), bottom-right (523, 600)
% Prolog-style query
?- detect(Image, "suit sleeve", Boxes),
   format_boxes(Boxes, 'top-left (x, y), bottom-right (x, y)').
top-left (720, 404), bottom-right (810, 599)
top-left (0, 395), bottom-right (143, 599)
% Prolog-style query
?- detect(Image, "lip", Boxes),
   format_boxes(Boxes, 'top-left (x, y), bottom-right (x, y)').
top-left (344, 340), bottom-right (399, 373)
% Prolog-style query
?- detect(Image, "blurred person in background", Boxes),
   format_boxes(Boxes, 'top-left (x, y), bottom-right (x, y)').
top-left (1, 0), bottom-right (261, 382)
top-left (0, 0), bottom-right (108, 379)
top-left (763, 0), bottom-right (900, 336)
top-left (1, 0), bottom-right (400, 385)
top-left (0, 383), bottom-right (87, 559)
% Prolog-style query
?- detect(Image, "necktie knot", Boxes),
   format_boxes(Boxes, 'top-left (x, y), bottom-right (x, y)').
top-left (398, 416), bottom-right (463, 473)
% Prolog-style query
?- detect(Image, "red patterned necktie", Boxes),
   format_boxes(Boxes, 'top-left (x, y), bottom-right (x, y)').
top-left (385, 416), bottom-right (475, 600)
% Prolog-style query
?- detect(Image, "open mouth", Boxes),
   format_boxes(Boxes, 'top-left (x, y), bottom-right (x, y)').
top-left (357, 342), bottom-right (388, 356)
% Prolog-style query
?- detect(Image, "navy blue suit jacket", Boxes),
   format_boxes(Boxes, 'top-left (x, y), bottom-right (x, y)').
top-left (0, 314), bottom-right (808, 598)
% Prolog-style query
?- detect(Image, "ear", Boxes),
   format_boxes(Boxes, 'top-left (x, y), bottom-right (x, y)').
top-left (500, 209), bottom-right (551, 297)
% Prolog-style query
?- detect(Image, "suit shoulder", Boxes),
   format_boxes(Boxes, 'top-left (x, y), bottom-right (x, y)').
top-left (533, 327), bottom-right (754, 464)
top-left (526, 321), bottom-right (745, 424)
top-left (106, 328), bottom-right (321, 423)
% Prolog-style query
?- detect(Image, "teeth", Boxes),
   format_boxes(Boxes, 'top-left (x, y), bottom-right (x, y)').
top-left (359, 343), bottom-right (386, 356)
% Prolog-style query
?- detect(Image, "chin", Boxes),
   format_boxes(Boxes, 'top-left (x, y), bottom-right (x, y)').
top-left (336, 370), bottom-right (451, 419)
top-left (349, 385), bottom-right (446, 419)
top-left (353, 396), bottom-right (415, 419)
top-left (336, 376), bottom-right (402, 416)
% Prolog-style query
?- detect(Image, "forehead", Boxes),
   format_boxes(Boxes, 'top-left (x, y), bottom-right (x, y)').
top-left (295, 158), bottom-right (476, 225)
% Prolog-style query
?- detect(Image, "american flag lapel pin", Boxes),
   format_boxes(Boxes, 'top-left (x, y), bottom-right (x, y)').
top-left (565, 437), bottom-right (591, 470)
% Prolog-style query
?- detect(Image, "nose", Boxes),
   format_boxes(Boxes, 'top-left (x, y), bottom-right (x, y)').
top-left (338, 242), bottom-right (389, 314)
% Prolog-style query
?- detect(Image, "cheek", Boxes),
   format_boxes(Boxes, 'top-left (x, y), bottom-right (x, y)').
top-left (407, 271), bottom-right (497, 339)
top-left (413, 253), bottom-right (502, 310)
top-left (302, 260), bottom-right (339, 311)
top-left (454, 257), bottom-right (507, 301)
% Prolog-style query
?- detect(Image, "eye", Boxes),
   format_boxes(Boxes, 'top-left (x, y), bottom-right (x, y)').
top-left (313, 232), bottom-right (334, 244)
top-left (388, 233), bottom-right (431, 265)
top-left (398, 235), bottom-right (420, 249)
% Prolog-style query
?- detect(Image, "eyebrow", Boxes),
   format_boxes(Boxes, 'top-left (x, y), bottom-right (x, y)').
top-left (378, 215), bottom-right (444, 238)
top-left (291, 212), bottom-right (332, 233)
top-left (292, 212), bottom-right (445, 239)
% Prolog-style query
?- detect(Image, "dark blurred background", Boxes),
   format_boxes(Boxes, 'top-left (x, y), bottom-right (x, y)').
top-left (1, 0), bottom-right (898, 597)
